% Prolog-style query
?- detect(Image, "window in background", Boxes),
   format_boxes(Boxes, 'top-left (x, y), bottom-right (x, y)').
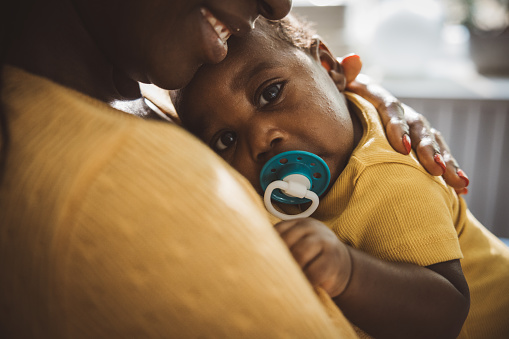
top-left (291, 0), bottom-right (509, 239)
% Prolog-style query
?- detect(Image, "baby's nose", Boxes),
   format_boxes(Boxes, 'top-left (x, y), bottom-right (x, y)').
top-left (249, 127), bottom-right (286, 163)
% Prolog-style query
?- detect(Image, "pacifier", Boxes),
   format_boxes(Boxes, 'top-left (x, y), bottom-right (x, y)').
top-left (260, 150), bottom-right (331, 220)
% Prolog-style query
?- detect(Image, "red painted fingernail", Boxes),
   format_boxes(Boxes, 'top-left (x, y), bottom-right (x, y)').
top-left (457, 169), bottom-right (470, 187)
top-left (434, 154), bottom-right (447, 175)
top-left (342, 54), bottom-right (361, 62)
top-left (402, 134), bottom-right (412, 154)
top-left (459, 188), bottom-right (469, 195)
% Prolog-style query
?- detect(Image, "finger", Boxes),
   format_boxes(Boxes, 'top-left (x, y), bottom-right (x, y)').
top-left (290, 234), bottom-right (323, 269)
top-left (434, 131), bottom-right (470, 191)
top-left (441, 151), bottom-right (470, 192)
top-left (303, 245), bottom-right (352, 298)
top-left (413, 136), bottom-right (445, 177)
top-left (347, 80), bottom-right (410, 155)
top-left (274, 219), bottom-right (316, 248)
top-left (456, 187), bottom-right (469, 196)
top-left (303, 251), bottom-right (334, 283)
top-left (305, 259), bottom-right (344, 297)
top-left (404, 105), bottom-right (445, 176)
top-left (302, 253), bottom-right (330, 290)
top-left (274, 219), bottom-right (299, 235)
top-left (384, 103), bottom-right (411, 155)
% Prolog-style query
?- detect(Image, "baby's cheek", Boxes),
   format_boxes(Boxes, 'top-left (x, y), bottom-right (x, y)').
top-left (246, 173), bottom-right (263, 196)
top-left (246, 173), bottom-right (263, 195)
top-left (229, 161), bottom-right (260, 193)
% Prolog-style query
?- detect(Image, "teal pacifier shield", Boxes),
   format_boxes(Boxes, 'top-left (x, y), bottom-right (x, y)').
top-left (260, 151), bottom-right (331, 204)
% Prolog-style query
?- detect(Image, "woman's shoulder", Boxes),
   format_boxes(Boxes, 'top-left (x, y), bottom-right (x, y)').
top-left (2, 64), bottom-right (268, 238)
top-left (3, 67), bottom-right (351, 338)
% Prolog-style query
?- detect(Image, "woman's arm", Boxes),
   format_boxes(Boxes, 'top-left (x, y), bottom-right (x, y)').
top-left (347, 79), bottom-right (469, 194)
top-left (275, 218), bottom-right (470, 339)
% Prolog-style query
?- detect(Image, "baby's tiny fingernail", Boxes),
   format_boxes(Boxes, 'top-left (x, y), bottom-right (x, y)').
top-left (402, 134), bottom-right (411, 154)
top-left (434, 153), bottom-right (447, 175)
top-left (457, 168), bottom-right (470, 187)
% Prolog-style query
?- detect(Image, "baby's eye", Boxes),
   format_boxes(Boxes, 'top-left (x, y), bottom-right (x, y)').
top-left (259, 82), bottom-right (283, 107)
top-left (213, 131), bottom-right (237, 152)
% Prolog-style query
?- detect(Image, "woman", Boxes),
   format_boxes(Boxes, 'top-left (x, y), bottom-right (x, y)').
top-left (0, 0), bottom-right (468, 337)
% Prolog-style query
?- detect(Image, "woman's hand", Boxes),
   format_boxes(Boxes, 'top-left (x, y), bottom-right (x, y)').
top-left (274, 218), bottom-right (352, 298)
top-left (347, 79), bottom-right (469, 195)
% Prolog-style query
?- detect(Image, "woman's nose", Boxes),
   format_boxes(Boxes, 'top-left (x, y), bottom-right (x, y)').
top-left (257, 0), bottom-right (292, 20)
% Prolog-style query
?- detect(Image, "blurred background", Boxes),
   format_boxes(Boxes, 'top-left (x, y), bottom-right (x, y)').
top-left (291, 0), bottom-right (509, 238)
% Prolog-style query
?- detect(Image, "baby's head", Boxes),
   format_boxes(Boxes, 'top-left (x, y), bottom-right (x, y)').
top-left (175, 15), bottom-right (362, 194)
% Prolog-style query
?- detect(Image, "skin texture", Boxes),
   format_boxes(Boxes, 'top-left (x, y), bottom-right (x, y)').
top-left (176, 22), bottom-right (470, 338)
top-left (3, 2), bottom-right (470, 334)
top-left (71, 0), bottom-right (292, 91)
top-left (346, 80), bottom-right (470, 194)
top-left (5, 0), bottom-right (470, 193)
top-left (6, 0), bottom-right (292, 100)
top-left (177, 31), bottom-right (359, 194)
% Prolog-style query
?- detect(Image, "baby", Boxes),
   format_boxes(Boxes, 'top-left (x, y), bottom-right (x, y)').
top-left (174, 15), bottom-right (509, 338)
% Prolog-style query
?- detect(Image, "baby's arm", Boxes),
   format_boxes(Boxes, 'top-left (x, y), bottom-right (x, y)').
top-left (275, 218), bottom-right (470, 339)
top-left (338, 246), bottom-right (469, 339)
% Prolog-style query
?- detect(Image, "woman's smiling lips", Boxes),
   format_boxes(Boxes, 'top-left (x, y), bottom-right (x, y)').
top-left (202, 8), bottom-right (232, 43)
top-left (200, 8), bottom-right (232, 64)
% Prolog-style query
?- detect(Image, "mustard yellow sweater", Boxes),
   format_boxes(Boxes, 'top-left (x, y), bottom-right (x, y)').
top-left (282, 93), bottom-right (509, 338)
top-left (0, 67), bottom-right (359, 338)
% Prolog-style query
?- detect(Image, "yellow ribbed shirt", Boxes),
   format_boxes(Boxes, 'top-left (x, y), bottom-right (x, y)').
top-left (0, 67), bottom-right (359, 338)
top-left (281, 92), bottom-right (509, 338)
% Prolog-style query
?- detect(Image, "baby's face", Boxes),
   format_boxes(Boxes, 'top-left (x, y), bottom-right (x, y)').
top-left (178, 25), bottom-right (355, 194)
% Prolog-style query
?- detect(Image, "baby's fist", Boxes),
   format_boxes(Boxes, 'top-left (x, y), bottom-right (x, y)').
top-left (274, 218), bottom-right (352, 297)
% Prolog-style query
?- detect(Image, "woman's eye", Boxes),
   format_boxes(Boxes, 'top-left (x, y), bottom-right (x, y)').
top-left (214, 131), bottom-right (237, 152)
top-left (259, 83), bottom-right (282, 107)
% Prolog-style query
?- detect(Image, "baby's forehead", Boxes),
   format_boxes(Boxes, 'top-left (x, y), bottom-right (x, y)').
top-left (176, 20), bottom-right (308, 123)
top-left (191, 27), bottom-right (296, 84)
top-left (227, 24), bottom-right (290, 57)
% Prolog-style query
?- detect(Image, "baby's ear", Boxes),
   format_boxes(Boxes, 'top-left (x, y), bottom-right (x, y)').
top-left (310, 36), bottom-right (362, 92)
top-left (310, 36), bottom-right (338, 72)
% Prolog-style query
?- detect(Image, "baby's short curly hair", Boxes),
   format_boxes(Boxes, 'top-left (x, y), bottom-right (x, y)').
top-left (257, 14), bottom-right (316, 50)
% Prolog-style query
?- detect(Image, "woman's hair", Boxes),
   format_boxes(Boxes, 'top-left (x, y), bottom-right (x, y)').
top-left (0, 1), bottom-right (35, 182)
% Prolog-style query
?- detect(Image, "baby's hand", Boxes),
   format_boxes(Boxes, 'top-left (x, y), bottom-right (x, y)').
top-left (274, 218), bottom-right (352, 298)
